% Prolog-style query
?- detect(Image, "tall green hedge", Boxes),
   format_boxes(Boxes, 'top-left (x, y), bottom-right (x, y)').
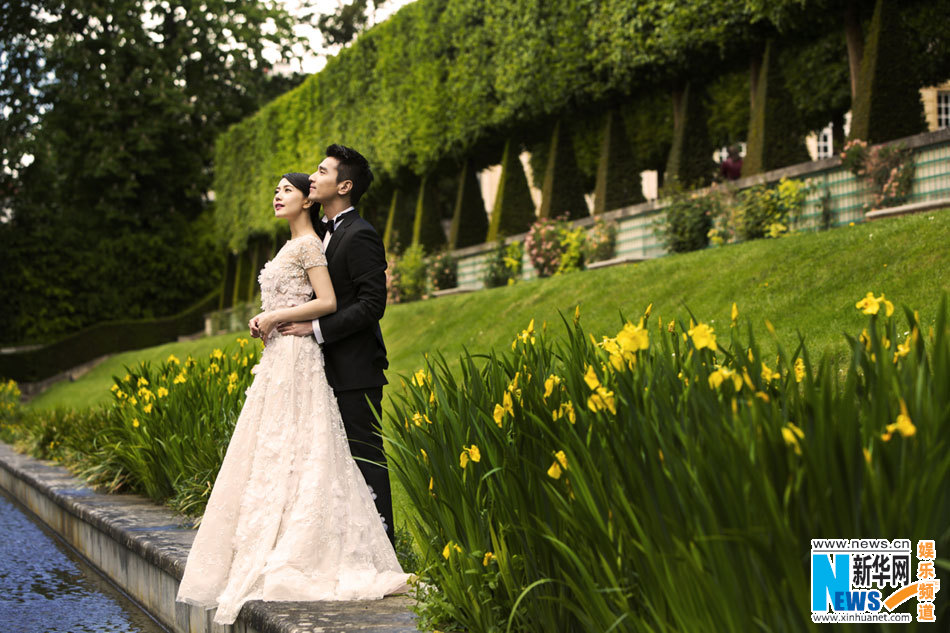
top-left (849, 0), bottom-right (926, 143)
top-left (538, 120), bottom-right (589, 221)
top-left (487, 139), bottom-right (536, 241)
top-left (212, 0), bottom-right (817, 251)
top-left (744, 42), bottom-right (811, 176)
top-left (0, 290), bottom-right (220, 383)
top-left (448, 159), bottom-right (488, 249)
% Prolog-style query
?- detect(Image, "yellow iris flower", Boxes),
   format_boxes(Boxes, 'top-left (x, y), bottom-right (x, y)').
top-left (688, 322), bottom-right (718, 352)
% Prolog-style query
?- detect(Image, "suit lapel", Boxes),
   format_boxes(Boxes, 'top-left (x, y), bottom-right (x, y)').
top-left (324, 209), bottom-right (358, 263)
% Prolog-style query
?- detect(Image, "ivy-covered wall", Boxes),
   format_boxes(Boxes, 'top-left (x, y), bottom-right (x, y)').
top-left (213, 0), bottom-right (824, 251)
top-left (213, 0), bottom-right (942, 252)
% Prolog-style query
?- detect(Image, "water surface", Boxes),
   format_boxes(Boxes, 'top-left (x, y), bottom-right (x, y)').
top-left (0, 488), bottom-right (168, 633)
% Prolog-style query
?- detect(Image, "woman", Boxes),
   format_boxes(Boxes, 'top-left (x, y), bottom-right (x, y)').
top-left (175, 173), bottom-right (408, 625)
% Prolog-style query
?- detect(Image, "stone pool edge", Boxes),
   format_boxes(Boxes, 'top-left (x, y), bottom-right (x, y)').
top-left (0, 442), bottom-right (417, 633)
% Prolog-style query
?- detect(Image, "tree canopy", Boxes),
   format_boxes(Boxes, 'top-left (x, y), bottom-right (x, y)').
top-left (0, 0), bottom-right (304, 344)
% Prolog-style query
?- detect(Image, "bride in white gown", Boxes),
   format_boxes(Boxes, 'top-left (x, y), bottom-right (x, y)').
top-left (175, 173), bottom-right (409, 626)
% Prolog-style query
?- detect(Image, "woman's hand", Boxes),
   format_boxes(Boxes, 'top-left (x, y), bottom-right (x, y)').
top-left (249, 315), bottom-right (262, 339)
top-left (255, 310), bottom-right (285, 340)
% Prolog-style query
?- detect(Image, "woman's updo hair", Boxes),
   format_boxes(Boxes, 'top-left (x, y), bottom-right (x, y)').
top-left (281, 172), bottom-right (321, 226)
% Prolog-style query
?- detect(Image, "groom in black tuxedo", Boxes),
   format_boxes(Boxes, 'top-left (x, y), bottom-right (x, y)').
top-left (277, 144), bottom-right (394, 544)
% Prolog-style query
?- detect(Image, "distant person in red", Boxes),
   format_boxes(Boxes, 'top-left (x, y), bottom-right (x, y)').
top-left (720, 144), bottom-right (743, 180)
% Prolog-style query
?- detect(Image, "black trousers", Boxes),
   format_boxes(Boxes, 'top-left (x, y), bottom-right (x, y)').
top-left (334, 387), bottom-right (394, 546)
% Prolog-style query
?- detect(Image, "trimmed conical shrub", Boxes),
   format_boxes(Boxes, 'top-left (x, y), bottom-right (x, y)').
top-left (664, 82), bottom-right (714, 187)
top-left (849, 0), bottom-right (926, 143)
top-left (383, 186), bottom-right (417, 254)
top-left (412, 174), bottom-right (448, 253)
top-left (594, 109), bottom-right (644, 213)
top-left (744, 41), bottom-right (811, 176)
top-left (448, 159), bottom-right (488, 249)
top-left (539, 120), bottom-right (590, 220)
top-left (487, 139), bottom-right (536, 241)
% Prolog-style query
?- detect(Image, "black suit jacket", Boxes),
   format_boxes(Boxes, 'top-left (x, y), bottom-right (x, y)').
top-left (317, 210), bottom-right (389, 391)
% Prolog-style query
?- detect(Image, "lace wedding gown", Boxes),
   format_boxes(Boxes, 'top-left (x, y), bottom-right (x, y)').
top-left (176, 234), bottom-right (408, 625)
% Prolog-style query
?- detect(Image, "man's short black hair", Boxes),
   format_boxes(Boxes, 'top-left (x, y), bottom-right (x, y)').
top-left (326, 144), bottom-right (373, 205)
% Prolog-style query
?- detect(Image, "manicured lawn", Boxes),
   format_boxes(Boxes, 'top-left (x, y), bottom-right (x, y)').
top-left (382, 209), bottom-right (949, 379)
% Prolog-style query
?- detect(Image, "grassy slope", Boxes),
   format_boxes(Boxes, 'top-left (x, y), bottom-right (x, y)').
top-left (27, 332), bottom-right (244, 410)
top-left (30, 210), bottom-right (950, 412)
top-left (383, 210), bottom-right (949, 376)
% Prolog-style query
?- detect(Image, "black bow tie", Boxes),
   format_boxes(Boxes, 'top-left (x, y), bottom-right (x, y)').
top-left (319, 218), bottom-right (337, 237)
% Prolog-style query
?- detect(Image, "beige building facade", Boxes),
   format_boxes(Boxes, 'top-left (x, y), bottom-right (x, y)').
top-left (921, 81), bottom-right (950, 132)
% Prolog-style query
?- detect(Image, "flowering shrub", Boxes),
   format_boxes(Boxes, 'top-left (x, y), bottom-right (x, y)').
top-left (840, 138), bottom-right (868, 173)
top-left (733, 177), bottom-right (807, 241)
top-left (0, 381), bottom-right (105, 461)
top-left (525, 215), bottom-right (586, 277)
top-left (0, 340), bottom-right (262, 516)
top-left (482, 240), bottom-right (523, 288)
top-left (387, 244), bottom-right (428, 304)
top-left (841, 139), bottom-right (916, 210)
top-left (657, 183), bottom-right (719, 252)
top-left (0, 379), bottom-right (19, 418)
top-left (660, 178), bottom-right (808, 249)
top-left (426, 249), bottom-right (458, 292)
top-left (584, 218), bottom-right (618, 263)
top-left (386, 296), bottom-right (949, 632)
top-left (99, 341), bottom-right (262, 514)
top-left (525, 217), bottom-right (563, 277)
top-left (0, 379), bottom-right (22, 443)
top-left (556, 225), bottom-right (586, 274)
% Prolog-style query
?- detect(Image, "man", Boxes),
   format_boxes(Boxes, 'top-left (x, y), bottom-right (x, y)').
top-left (277, 144), bottom-right (394, 544)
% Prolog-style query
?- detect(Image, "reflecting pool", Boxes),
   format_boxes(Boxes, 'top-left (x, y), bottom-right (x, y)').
top-left (0, 489), bottom-right (168, 633)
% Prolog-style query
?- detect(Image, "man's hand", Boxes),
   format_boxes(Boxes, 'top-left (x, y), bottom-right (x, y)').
top-left (249, 315), bottom-right (262, 339)
top-left (277, 321), bottom-right (314, 337)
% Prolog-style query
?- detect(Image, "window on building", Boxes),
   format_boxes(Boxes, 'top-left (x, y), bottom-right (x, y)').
top-left (938, 91), bottom-right (950, 129)
top-left (816, 123), bottom-right (834, 159)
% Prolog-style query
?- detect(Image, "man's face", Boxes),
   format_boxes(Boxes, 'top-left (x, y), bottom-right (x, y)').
top-left (308, 156), bottom-right (346, 204)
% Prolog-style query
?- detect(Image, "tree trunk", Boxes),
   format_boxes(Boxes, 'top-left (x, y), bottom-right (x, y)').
top-left (843, 0), bottom-right (864, 100)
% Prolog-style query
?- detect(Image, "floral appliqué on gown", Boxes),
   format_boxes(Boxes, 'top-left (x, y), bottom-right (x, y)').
top-left (175, 234), bottom-right (408, 625)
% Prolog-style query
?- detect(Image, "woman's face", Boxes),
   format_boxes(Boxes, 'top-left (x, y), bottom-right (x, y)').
top-left (273, 178), bottom-right (309, 218)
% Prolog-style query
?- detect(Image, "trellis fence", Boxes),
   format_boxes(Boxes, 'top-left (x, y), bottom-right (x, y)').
top-left (455, 128), bottom-right (950, 288)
